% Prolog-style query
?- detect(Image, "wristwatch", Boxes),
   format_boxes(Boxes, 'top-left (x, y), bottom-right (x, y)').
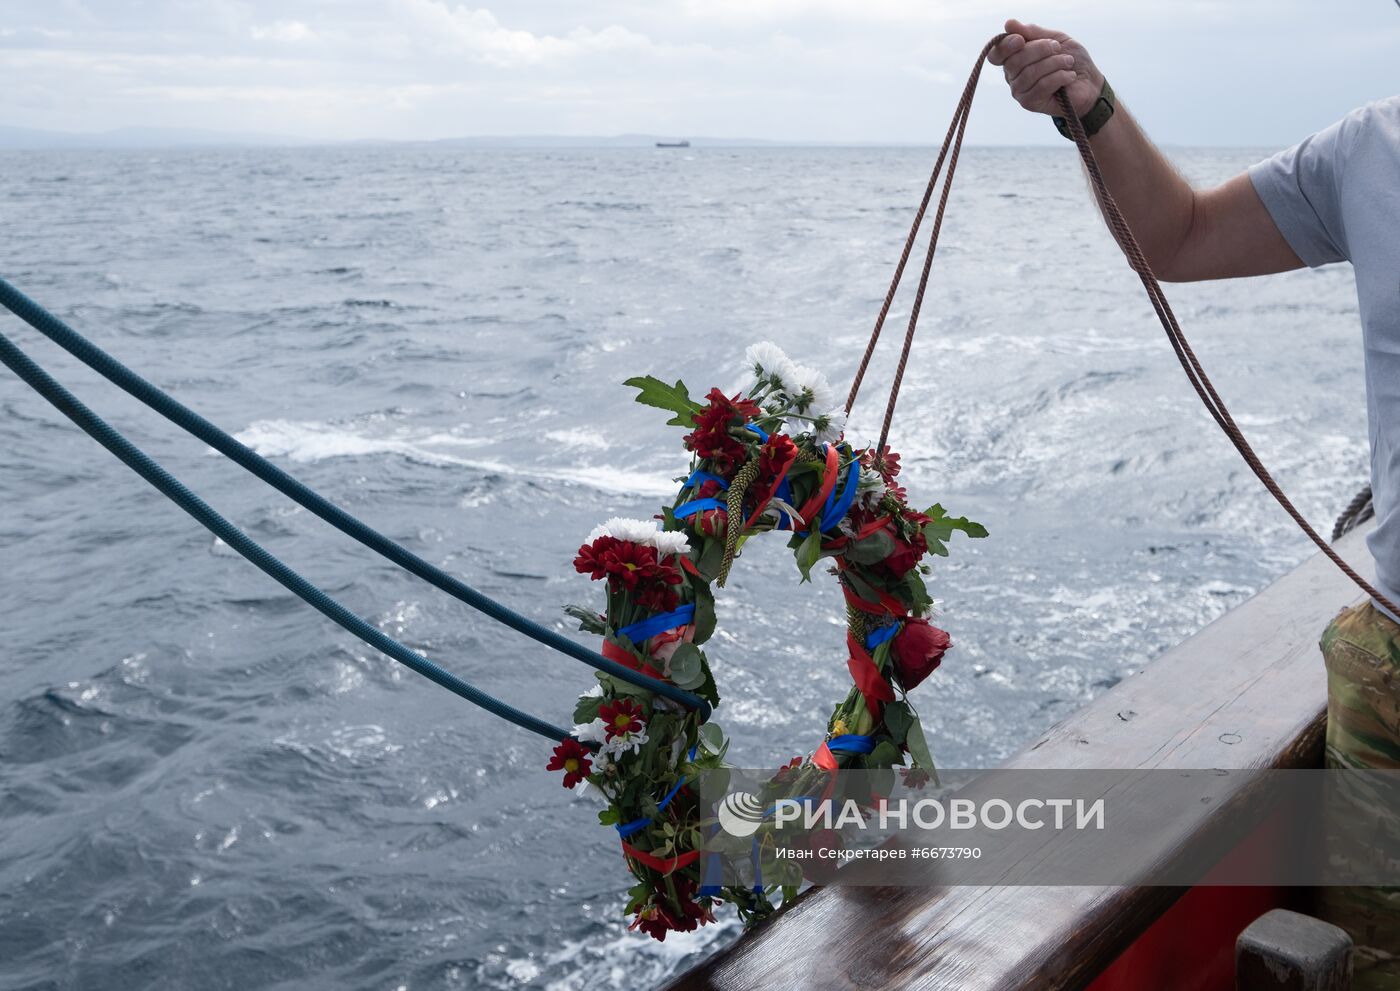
top-left (1053, 79), bottom-right (1115, 140)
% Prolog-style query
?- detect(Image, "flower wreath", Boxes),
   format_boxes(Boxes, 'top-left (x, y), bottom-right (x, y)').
top-left (550, 341), bottom-right (985, 940)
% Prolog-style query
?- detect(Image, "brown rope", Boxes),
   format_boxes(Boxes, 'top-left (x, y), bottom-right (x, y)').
top-left (1333, 484), bottom-right (1374, 543)
top-left (847, 32), bottom-right (1398, 617)
top-left (845, 37), bottom-right (1001, 449)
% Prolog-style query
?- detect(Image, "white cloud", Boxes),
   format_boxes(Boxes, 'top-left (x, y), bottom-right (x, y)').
top-left (250, 20), bottom-right (316, 43)
top-left (395, 1), bottom-right (665, 65)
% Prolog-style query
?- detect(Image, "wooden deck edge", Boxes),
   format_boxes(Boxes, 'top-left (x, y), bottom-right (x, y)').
top-left (664, 527), bottom-right (1377, 991)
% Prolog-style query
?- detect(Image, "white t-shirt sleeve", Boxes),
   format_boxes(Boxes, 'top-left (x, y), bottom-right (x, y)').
top-left (1248, 118), bottom-right (1351, 268)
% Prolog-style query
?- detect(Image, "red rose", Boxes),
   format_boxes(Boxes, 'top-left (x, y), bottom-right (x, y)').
top-left (890, 618), bottom-right (950, 690)
top-left (876, 524), bottom-right (927, 579)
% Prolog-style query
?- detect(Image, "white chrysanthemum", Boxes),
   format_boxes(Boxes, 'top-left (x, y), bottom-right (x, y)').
top-left (587, 518), bottom-right (691, 556)
top-left (787, 364), bottom-right (835, 413)
top-left (744, 340), bottom-right (798, 388)
top-left (809, 409), bottom-right (847, 446)
top-left (600, 727), bottom-right (648, 759)
top-left (652, 530), bottom-right (692, 558)
top-left (858, 474), bottom-right (887, 510)
top-left (573, 718), bottom-right (608, 744)
top-left (582, 684), bottom-right (604, 699)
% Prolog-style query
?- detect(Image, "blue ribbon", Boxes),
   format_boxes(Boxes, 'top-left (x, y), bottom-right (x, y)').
top-left (773, 476), bottom-right (795, 530)
top-left (820, 455), bottom-right (861, 532)
top-left (683, 469), bottom-right (729, 492)
top-left (865, 622), bottom-right (901, 650)
top-left (615, 747), bottom-right (698, 838)
top-left (826, 734), bottom-right (877, 754)
top-left (745, 423), bottom-right (769, 443)
top-left (699, 822), bottom-right (724, 895)
top-left (617, 603), bottom-right (696, 645)
top-left (674, 497), bottom-right (725, 519)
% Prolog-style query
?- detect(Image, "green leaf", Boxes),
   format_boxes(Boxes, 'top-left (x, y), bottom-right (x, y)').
top-left (597, 807), bottom-right (620, 826)
top-left (564, 603), bottom-right (606, 636)
top-left (922, 503), bottom-right (989, 542)
top-left (691, 582), bottom-right (717, 645)
top-left (905, 714), bottom-right (936, 770)
top-left (668, 642), bottom-right (707, 690)
top-left (624, 375), bottom-right (702, 428)
top-left (697, 721), bottom-right (725, 755)
top-left (846, 528), bottom-right (895, 566)
top-left (696, 537), bottom-right (725, 582)
top-left (868, 740), bottom-right (902, 769)
top-left (882, 700), bottom-right (914, 745)
top-left (794, 529), bottom-right (823, 582)
top-left (573, 692), bottom-right (605, 725)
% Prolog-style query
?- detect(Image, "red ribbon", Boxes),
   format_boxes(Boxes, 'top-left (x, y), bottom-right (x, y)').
top-left (621, 841), bottom-right (701, 875)
top-left (841, 579), bottom-right (908, 617)
top-left (743, 445), bottom-right (799, 531)
top-left (795, 444), bottom-right (841, 530)
top-left (813, 741), bottom-right (838, 771)
top-left (846, 631), bottom-right (895, 717)
top-left (601, 639), bottom-right (646, 672)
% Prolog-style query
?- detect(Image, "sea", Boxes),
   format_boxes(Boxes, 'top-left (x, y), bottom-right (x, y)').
top-left (0, 144), bottom-right (1369, 990)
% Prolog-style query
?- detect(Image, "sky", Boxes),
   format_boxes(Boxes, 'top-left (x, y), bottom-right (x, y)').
top-left (2, 0), bottom-right (1398, 146)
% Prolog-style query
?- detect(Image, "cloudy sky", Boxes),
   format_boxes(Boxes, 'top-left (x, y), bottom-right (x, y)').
top-left (2, 0), bottom-right (1397, 145)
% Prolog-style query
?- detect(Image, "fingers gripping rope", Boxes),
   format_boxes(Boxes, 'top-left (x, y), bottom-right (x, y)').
top-left (845, 34), bottom-right (1396, 618)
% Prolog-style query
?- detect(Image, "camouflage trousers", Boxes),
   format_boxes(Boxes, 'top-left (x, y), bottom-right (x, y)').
top-left (1318, 602), bottom-right (1400, 989)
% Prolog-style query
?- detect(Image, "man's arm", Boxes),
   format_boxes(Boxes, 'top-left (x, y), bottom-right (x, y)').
top-left (989, 19), bottom-right (1304, 283)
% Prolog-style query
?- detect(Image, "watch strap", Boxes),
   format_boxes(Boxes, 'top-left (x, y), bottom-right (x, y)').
top-left (1053, 78), bottom-right (1115, 140)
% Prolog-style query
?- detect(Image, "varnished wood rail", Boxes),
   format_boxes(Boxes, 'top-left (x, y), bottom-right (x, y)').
top-left (664, 528), bottom-right (1376, 991)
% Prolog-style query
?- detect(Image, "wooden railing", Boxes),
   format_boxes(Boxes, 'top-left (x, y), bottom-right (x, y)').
top-left (663, 528), bottom-right (1376, 991)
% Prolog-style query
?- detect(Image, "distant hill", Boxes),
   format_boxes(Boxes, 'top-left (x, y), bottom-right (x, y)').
top-left (0, 124), bottom-right (315, 149)
top-left (0, 125), bottom-right (820, 151)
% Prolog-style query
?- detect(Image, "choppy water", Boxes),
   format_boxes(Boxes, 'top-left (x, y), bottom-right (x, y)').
top-left (0, 145), bottom-right (1368, 990)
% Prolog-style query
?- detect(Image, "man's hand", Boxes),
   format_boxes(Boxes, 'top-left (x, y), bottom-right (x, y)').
top-left (988, 19), bottom-right (1104, 117)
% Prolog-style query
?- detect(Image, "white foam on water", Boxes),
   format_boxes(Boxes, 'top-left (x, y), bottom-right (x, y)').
top-left (233, 418), bottom-right (677, 497)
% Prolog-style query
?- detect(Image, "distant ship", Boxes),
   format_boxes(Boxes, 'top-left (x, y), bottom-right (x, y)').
top-left (655, 140), bottom-right (690, 148)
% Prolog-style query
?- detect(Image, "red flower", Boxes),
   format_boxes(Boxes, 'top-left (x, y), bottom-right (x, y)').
top-left (629, 877), bottom-right (714, 941)
top-left (748, 434), bottom-right (797, 512)
top-left (684, 388), bottom-right (762, 477)
top-left (687, 479), bottom-right (730, 539)
top-left (877, 528), bottom-right (927, 578)
top-left (599, 697), bottom-right (645, 739)
top-left (901, 766), bottom-right (932, 789)
top-left (860, 445), bottom-right (902, 484)
top-left (573, 535), bottom-right (621, 580)
top-left (546, 738), bottom-right (593, 788)
top-left (891, 618), bottom-right (951, 690)
top-left (636, 582), bottom-right (681, 613)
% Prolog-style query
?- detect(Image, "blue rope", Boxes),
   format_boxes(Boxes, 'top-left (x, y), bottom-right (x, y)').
top-left (0, 275), bottom-right (709, 719)
top-left (0, 329), bottom-right (576, 743)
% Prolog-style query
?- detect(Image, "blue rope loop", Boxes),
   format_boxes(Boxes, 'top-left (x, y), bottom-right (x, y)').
top-left (0, 275), bottom-right (710, 722)
top-left (0, 328), bottom-right (575, 743)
